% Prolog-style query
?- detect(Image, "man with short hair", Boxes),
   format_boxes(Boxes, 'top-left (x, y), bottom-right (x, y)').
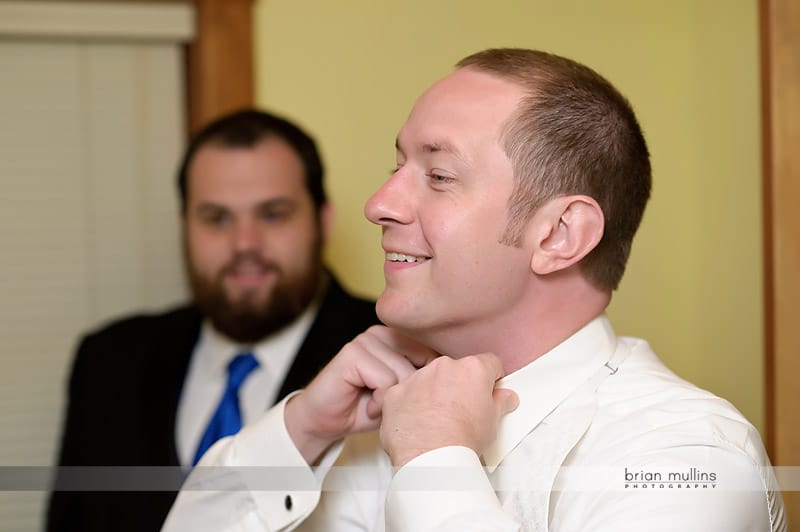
top-left (164, 51), bottom-right (784, 531)
top-left (47, 109), bottom-right (378, 532)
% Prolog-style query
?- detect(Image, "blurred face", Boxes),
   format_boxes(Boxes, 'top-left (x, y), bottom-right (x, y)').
top-left (183, 138), bottom-right (328, 342)
top-left (364, 68), bottom-right (533, 355)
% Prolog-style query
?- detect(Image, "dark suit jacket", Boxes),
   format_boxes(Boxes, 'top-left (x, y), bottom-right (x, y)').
top-left (46, 275), bottom-right (378, 532)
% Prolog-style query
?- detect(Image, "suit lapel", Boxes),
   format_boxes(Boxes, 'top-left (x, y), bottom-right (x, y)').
top-left (141, 306), bottom-right (203, 466)
top-left (275, 279), bottom-right (347, 402)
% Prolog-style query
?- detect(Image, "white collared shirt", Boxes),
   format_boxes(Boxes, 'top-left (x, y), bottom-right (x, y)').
top-left (165, 315), bottom-right (785, 531)
top-left (175, 302), bottom-right (319, 467)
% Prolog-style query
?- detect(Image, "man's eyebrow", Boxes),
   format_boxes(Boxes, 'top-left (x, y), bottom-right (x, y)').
top-left (395, 137), bottom-right (468, 163)
top-left (255, 197), bottom-right (295, 210)
top-left (195, 201), bottom-right (228, 212)
top-left (194, 197), bottom-right (295, 212)
top-left (422, 141), bottom-right (458, 155)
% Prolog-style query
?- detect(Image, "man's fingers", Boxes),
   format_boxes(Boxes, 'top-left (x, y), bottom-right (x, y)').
top-left (471, 351), bottom-right (507, 381)
top-left (365, 325), bottom-right (441, 368)
top-left (344, 343), bottom-right (405, 392)
top-left (366, 387), bottom-right (387, 419)
top-left (354, 328), bottom-right (419, 380)
top-left (409, 348), bottom-right (441, 368)
top-left (493, 388), bottom-right (519, 416)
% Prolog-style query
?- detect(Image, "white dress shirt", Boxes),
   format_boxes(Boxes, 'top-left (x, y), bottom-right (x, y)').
top-left (175, 302), bottom-right (319, 467)
top-left (164, 315), bottom-right (785, 531)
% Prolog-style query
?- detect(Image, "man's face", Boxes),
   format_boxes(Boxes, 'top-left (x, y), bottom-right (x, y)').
top-left (364, 68), bottom-right (533, 356)
top-left (183, 138), bottom-right (328, 343)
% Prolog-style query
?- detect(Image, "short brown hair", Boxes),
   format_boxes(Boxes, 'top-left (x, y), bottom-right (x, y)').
top-left (457, 49), bottom-right (651, 291)
top-left (177, 109), bottom-right (326, 214)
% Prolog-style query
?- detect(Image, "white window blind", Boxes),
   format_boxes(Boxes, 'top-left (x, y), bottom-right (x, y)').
top-left (0, 2), bottom-right (194, 530)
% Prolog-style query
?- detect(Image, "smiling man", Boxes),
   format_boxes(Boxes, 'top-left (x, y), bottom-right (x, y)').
top-left (47, 109), bottom-right (378, 532)
top-left (164, 51), bottom-right (784, 531)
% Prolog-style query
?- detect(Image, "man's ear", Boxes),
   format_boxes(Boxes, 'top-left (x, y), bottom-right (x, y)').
top-left (319, 202), bottom-right (335, 243)
top-left (529, 195), bottom-right (604, 275)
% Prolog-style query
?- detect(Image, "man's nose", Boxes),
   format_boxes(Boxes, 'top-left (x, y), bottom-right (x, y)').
top-left (364, 170), bottom-right (414, 227)
top-left (232, 218), bottom-right (260, 252)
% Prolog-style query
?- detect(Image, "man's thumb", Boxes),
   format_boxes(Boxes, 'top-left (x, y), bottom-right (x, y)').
top-left (493, 388), bottom-right (519, 416)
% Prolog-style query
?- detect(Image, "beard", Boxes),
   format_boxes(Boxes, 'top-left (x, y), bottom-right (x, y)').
top-left (185, 243), bottom-right (324, 344)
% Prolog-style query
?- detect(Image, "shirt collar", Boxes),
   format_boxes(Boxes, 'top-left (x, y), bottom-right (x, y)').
top-left (482, 314), bottom-right (617, 471)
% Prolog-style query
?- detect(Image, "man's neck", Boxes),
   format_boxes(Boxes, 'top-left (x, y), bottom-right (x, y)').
top-left (417, 279), bottom-right (611, 375)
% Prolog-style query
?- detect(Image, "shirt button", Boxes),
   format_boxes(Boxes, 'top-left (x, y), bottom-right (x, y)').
top-left (285, 494), bottom-right (293, 511)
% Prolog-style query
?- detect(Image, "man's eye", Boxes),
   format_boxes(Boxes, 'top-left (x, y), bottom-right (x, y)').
top-left (201, 211), bottom-right (230, 226)
top-left (426, 172), bottom-right (453, 184)
top-left (259, 209), bottom-right (291, 222)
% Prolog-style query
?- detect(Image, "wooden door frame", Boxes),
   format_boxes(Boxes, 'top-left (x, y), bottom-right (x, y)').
top-left (761, 0), bottom-right (800, 526)
top-left (183, 0), bottom-right (254, 133)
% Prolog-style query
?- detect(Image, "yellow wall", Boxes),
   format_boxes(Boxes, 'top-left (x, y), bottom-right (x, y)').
top-left (253, 0), bottom-right (764, 432)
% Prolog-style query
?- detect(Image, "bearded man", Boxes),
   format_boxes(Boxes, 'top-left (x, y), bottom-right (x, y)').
top-left (47, 109), bottom-right (378, 532)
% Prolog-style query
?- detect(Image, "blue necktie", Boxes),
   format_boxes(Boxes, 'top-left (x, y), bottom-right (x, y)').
top-left (192, 352), bottom-right (259, 466)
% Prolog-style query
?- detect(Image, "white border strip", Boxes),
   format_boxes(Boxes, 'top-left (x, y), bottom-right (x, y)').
top-left (0, 1), bottom-right (195, 42)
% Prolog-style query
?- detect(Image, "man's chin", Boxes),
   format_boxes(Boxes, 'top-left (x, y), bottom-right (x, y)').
top-left (375, 291), bottom-right (424, 326)
top-left (206, 301), bottom-right (289, 343)
top-left (376, 306), bottom-right (429, 339)
top-left (191, 264), bottom-right (323, 343)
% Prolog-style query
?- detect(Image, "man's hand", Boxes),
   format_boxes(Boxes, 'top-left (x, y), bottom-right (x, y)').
top-left (285, 325), bottom-right (439, 465)
top-left (379, 353), bottom-right (519, 467)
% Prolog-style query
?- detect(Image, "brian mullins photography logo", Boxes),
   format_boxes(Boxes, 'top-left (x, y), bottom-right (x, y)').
top-left (624, 467), bottom-right (718, 489)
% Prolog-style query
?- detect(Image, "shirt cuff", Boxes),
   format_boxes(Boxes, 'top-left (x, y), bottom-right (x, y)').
top-left (385, 446), bottom-right (504, 532)
top-left (222, 391), bottom-right (340, 530)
